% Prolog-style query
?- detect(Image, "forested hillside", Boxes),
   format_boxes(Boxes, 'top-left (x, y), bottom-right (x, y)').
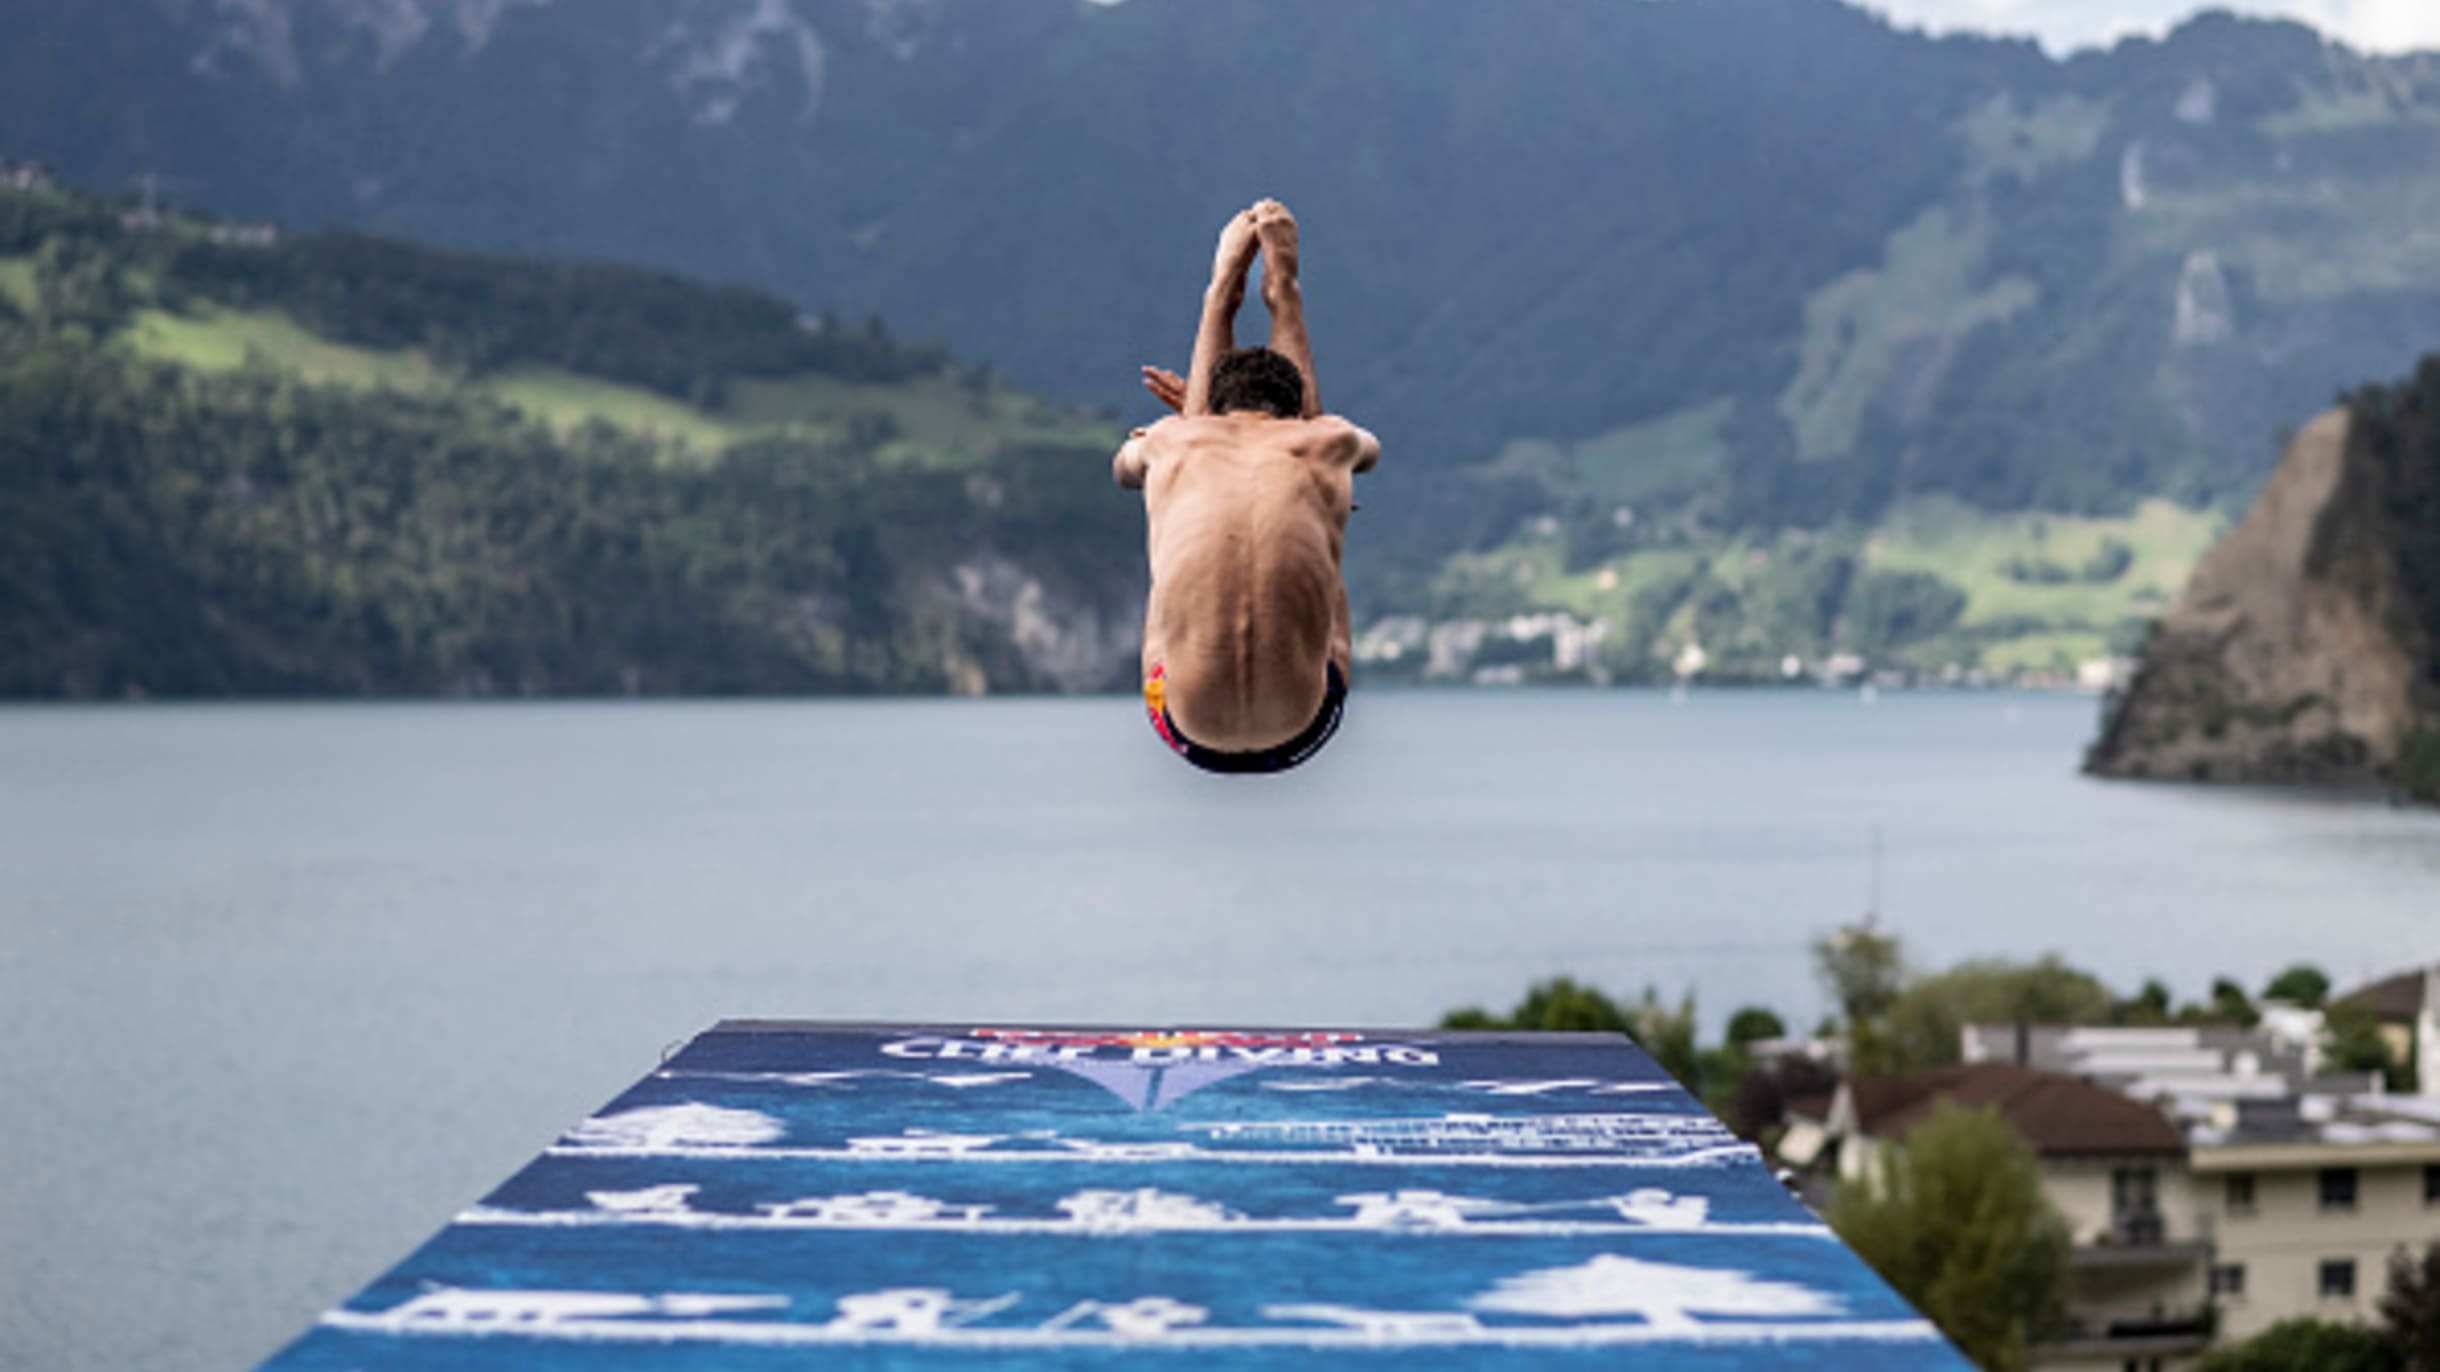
top-left (0, 188), bottom-right (1138, 698)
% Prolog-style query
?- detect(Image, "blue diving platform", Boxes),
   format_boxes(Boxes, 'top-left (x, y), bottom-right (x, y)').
top-left (264, 1021), bottom-right (1966, 1367)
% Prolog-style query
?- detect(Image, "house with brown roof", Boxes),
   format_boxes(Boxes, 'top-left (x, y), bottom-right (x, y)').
top-left (1798, 1062), bottom-right (2209, 1371)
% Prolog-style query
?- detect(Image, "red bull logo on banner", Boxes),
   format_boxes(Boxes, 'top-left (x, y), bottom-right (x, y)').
top-left (880, 1028), bottom-right (1438, 1067)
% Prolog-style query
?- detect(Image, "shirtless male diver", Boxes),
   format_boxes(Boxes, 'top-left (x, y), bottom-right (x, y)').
top-left (1115, 199), bottom-right (1381, 775)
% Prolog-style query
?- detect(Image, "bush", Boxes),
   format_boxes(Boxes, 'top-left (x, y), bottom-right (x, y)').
top-left (2080, 537), bottom-right (2136, 582)
top-left (2194, 1318), bottom-right (2398, 1372)
top-left (2262, 964), bottom-right (2331, 1007)
top-left (1725, 1006), bottom-right (1788, 1049)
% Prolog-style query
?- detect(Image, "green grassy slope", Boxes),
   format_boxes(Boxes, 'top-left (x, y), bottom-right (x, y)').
top-left (110, 302), bottom-right (1116, 463)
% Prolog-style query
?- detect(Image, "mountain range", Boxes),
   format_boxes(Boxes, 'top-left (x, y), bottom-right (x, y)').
top-left (3, 0), bottom-right (2439, 687)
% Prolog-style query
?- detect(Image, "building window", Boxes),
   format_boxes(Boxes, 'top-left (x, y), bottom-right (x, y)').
top-left (2320, 1259), bottom-right (2357, 1301)
top-left (2426, 1164), bottom-right (2439, 1206)
top-left (2319, 1167), bottom-right (2358, 1212)
top-left (2112, 1165), bottom-right (2161, 1243)
top-left (2210, 1263), bottom-right (2247, 1299)
top-left (2225, 1172), bottom-right (2255, 1216)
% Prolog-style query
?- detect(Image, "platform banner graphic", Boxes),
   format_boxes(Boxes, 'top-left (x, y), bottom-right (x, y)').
top-left (263, 1021), bottom-right (1969, 1368)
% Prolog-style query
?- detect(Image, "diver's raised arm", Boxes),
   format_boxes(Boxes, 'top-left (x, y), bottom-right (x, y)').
top-left (1252, 200), bottom-right (1321, 418)
top-left (1184, 209), bottom-right (1259, 417)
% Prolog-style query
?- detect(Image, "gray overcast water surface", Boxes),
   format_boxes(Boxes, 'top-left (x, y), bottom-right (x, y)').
top-left (4, 692), bottom-right (2437, 1369)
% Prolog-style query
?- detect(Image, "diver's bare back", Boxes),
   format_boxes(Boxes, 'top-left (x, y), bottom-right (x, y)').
top-left (1135, 411), bottom-right (1369, 749)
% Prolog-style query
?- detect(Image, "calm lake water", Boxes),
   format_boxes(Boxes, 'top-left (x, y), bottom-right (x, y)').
top-left (4, 691), bottom-right (2437, 1369)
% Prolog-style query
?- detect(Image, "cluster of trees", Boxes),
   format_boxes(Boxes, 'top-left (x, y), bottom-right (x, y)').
top-left (0, 194), bottom-right (130, 335)
top-left (1435, 937), bottom-right (2415, 1134)
top-left (1440, 977), bottom-right (1790, 1113)
top-left (0, 186), bottom-right (112, 253)
top-left (1811, 924), bottom-right (2416, 1089)
top-left (1674, 555), bottom-right (1967, 672)
top-left (2003, 536), bottom-right (2135, 586)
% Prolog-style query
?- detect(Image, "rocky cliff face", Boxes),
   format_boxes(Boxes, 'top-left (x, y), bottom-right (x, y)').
top-left (939, 554), bottom-right (1141, 696)
top-left (2087, 366), bottom-right (2440, 794)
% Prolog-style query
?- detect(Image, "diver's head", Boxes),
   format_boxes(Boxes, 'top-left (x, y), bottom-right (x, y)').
top-left (1208, 347), bottom-right (1305, 420)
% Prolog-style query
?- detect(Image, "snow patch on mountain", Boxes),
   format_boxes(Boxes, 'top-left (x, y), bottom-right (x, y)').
top-left (186, 0), bottom-right (553, 84)
top-left (2174, 250), bottom-right (2236, 346)
top-left (649, 0), bottom-right (828, 126)
top-left (858, 0), bottom-right (944, 62)
top-left (184, 0), bottom-right (843, 124)
top-left (448, 0), bottom-right (542, 46)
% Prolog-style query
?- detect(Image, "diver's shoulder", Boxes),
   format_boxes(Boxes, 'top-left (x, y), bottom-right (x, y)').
top-left (1301, 414), bottom-right (1378, 455)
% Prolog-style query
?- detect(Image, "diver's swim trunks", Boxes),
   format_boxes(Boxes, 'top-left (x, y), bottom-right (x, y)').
top-left (1144, 661), bottom-right (1346, 775)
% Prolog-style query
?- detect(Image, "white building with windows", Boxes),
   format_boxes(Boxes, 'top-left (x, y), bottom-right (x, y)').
top-left (2187, 1092), bottom-right (2440, 1343)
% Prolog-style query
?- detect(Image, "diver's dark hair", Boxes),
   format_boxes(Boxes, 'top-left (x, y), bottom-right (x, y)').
top-left (1209, 347), bottom-right (1305, 419)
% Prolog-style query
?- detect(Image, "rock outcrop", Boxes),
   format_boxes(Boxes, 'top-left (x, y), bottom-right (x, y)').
top-left (941, 554), bottom-right (1141, 696)
top-left (2087, 361), bottom-right (2440, 796)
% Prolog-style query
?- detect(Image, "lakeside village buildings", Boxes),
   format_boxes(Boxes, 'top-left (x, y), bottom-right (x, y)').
top-left (1355, 611), bottom-right (2134, 691)
top-left (1779, 965), bottom-right (2440, 1371)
